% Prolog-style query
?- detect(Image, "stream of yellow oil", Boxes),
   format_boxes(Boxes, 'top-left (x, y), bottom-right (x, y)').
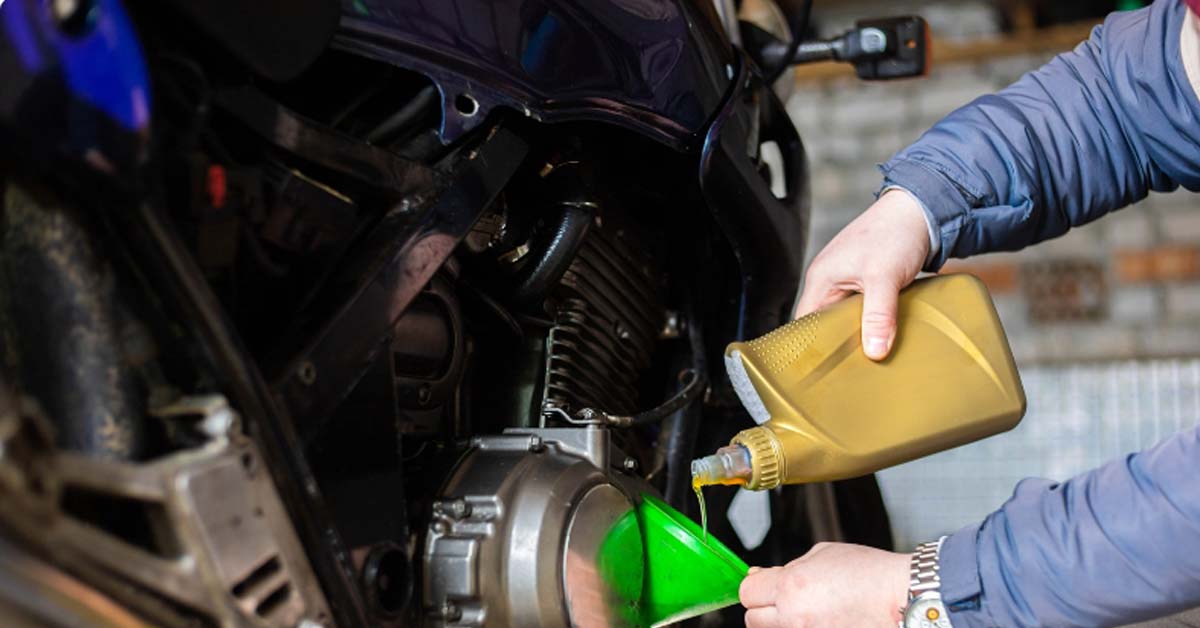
top-left (693, 479), bottom-right (708, 545)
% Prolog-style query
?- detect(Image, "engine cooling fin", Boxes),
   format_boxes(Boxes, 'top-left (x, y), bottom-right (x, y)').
top-left (543, 215), bottom-right (663, 417)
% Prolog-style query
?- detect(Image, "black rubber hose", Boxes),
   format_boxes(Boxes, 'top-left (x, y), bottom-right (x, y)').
top-left (510, 202), bottom-right (594, 305)
top-left (625, 369), bottom-right (705, 427)
top-left (620, 304), bottom-right (709, 428)
top-left (367, 85), bottom-right (438, 146)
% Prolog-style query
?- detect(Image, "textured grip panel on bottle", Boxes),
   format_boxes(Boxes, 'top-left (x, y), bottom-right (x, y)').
top-left (732, 427), bottom-right (783, 490)
top-left (743, 311), bottom-right (820, 375)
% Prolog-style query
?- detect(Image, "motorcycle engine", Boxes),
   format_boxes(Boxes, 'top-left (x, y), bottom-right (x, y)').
top-left (4, 29), bottom-right (709, 622)
top-left (425, 426), bottom-right (651, 627)
top-left (420, 170), bottom-right (672, 627)
top-left (0, 0), bottom-right (858, 622)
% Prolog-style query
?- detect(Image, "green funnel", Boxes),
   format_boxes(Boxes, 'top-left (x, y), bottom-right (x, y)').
top-left (634, 494), bottom-right (748, 626)
top-left (588, 493), bottom-right (748, 627)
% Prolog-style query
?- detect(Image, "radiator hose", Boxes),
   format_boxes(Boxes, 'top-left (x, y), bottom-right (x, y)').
top-left (509, 201), bottom-right (594, 306)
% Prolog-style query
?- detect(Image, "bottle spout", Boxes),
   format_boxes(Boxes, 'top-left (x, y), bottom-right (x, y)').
top-left (691, 444), bottom-right (753, 488)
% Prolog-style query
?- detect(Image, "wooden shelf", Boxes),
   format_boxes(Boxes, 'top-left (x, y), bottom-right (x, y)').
top-left (791, 19), bottom-right (1102, 84)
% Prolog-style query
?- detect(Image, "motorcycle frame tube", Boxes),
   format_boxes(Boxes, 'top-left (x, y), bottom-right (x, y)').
top-left (699, 51), bottom-right (809, 340)
top-left (268, 125), bottom-right (530, 440)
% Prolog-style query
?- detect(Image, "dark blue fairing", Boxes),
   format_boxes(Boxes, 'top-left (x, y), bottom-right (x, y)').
top-left (336, 0), bottom-right (735, 148)
top-left (0, 0), bottom-right (150, 175)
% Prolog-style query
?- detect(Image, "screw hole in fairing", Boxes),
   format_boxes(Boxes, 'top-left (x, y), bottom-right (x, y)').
top-left (454, 93), bottom-right (479, 117)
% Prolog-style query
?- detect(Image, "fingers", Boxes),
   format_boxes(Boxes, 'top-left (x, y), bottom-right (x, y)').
top-left (794, 272), bottom-right (832, 318)
top-left (744, 606), bottom-right (782, 628)
top-left (860, 274), bottom-right (900, 361)
top-left (743, 545), bottom-right (915, 627)
top-left (739, 566), bottom-right (784, 608)
top-left (795, 276), bottom-right (851, 319)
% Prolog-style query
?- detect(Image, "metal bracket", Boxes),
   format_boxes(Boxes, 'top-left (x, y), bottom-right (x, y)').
top-left (272, 125), bottom-right (530, 439)
top-left (0, 397), bottom-right (332, 628)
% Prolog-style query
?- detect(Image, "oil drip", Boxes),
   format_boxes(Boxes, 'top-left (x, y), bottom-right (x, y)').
top-left (692, 447), bottom-right (755, 545)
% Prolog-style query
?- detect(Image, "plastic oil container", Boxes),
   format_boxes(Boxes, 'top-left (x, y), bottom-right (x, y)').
top-left (693, 274), bottom-right (1026, 490)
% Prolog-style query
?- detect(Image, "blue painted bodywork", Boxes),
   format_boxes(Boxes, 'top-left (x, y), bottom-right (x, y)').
top-left (0, 0), bottom-right (150, 173)
top-left (0, 0), bottom-right (734, 165)
top-left (336, 0), bottom-right (735, 147)
top-left (0, 0), bottom-right (805, 330)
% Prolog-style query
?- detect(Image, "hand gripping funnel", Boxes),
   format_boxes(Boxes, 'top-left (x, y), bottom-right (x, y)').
top-left (634, 494), bottom-right (748, 626)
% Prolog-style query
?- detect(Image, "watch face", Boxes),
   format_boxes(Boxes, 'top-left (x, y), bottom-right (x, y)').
top-left (904, 593), bottom-right (952, 628)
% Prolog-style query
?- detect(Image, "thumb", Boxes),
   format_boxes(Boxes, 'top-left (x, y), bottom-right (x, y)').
top-left (860, 277), bottom-right (899, 361)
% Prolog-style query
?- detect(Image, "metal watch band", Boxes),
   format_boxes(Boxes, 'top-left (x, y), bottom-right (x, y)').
top-left (909, 536), bottom-right (947, 599)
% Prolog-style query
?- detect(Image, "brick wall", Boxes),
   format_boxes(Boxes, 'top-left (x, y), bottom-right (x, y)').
top-left (789, 54), bottom-right (1200, 364)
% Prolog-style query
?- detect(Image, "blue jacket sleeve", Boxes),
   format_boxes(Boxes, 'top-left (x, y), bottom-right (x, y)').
top-left (939, 425), bottom-right (1200, 627)
top-left (881, 0), bottom-right (1200, 270)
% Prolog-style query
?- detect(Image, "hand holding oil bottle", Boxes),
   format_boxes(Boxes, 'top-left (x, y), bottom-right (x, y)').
top-left (692, 273), bottom-right (1026, 492)
top-left (683, 272), bottom-right (1025, 627)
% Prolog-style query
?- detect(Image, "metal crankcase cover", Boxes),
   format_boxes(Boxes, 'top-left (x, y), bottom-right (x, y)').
top-left (424, 428), bottom-right (648, 627)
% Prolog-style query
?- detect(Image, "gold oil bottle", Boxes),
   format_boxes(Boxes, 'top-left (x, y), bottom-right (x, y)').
top-left (693, 274), bottom-right (1026, 490)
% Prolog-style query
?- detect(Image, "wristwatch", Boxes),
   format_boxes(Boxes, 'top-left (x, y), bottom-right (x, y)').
top-left (901, 537), bottom-right (952, 628)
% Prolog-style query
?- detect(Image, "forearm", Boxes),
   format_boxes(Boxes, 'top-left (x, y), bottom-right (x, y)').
top-left (940, 425), bottom-right (1200, 627)
top-left (883, 0), bottom-right (1200, 270)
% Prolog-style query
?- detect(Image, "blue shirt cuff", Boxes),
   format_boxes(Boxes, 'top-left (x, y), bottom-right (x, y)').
top-left (880, 184), bottom-right (941, 268)
top-left (879, 158), bottom-right (973, 271)
top-left (940, 521), bottom-right (987, 624)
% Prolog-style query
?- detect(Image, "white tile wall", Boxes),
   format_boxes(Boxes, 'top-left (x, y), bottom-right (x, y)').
top-left (877, 359), bottom-right (1200, 550)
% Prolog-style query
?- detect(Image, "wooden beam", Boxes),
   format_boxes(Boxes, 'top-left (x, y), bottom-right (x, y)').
top-left (792, 19), bottom-right (1102, 84)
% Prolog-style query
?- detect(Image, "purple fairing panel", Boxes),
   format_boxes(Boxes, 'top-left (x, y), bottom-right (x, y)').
top-left (0, 0), bottom-right (150, 174)
top-left (335, 0), bottom-right (735, 148)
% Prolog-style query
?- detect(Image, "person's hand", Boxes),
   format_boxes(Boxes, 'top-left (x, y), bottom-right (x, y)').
top-left (739, 542), bottom-right (911, 628)
top-left (795, 189), bottom-right (930, 360)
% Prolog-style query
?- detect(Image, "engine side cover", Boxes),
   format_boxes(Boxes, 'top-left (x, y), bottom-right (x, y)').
top-left (424, 428), bottom-right (649, 627)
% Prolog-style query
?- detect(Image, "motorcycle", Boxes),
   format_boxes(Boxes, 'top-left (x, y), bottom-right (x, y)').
top-left (0, 0), bottom-right (926, 625)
